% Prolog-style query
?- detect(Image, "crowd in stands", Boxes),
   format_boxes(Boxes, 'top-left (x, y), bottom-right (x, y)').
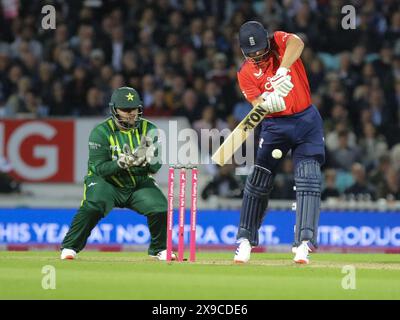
top-left (1, 0), bottom-right (399, 201)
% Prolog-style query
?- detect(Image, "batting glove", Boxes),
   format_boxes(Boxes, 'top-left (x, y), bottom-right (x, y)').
top-left (260, 92), bottom-right (286, 114)
top-left (270, 67), bottom-right (294, 97)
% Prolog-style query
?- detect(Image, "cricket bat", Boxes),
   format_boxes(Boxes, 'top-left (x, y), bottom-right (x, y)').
top-left (211, 104), bottom-right (268, 166)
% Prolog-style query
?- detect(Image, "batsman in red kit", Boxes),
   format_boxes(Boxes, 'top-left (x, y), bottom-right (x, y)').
top-left (234, 21), bottom-right (325, 264)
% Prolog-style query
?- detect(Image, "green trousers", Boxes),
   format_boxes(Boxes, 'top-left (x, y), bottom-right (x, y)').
top-left (61, 174), bottom-right (167, 256)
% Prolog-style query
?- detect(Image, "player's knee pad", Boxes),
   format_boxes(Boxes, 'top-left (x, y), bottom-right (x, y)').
top-left (237, 165), bottom-right (274, 246)
top-left (244, 165), bottom-right (274, 197)
top-left (294, 160), bottom-right (321, 246)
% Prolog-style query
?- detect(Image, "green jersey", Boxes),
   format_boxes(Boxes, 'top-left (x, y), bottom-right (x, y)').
top-left (86, 117), bottom-right (161, 188)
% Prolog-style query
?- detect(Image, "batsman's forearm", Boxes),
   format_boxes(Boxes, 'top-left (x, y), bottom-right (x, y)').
top-left (280, 35), bottom-right (304, 69)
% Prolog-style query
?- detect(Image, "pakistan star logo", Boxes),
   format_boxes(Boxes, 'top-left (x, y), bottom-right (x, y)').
top-left (126, 93), bottom-right (134, 101)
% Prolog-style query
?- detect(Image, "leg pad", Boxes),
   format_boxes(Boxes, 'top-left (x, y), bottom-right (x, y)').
top-left (237, 165), bottom-right (274, 246)
top-left (294, 160), bottom-right (322, 247)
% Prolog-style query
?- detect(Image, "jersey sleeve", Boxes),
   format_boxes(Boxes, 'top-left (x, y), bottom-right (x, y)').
top-left (237, 68), bottom-right (261, 103)
top-left (273, 31), bottom-right (293, 50)
top-left (88, 126), bottom-right (123, 177)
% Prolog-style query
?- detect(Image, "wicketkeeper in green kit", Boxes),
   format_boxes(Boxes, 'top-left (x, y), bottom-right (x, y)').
top-left (61, 87), bottom-right (176, 261)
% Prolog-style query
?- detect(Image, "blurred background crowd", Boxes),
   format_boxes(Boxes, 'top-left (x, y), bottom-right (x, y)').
top-left (1, 0), bottom-right (400, 202)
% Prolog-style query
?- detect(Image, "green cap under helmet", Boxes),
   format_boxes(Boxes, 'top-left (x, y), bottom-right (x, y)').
top-left (109, 87), bottom-right (143, 130)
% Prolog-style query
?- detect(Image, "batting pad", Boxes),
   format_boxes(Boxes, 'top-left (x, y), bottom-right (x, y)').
top-left (237, 165), bottom-right (274, 246)
top-left (294, 160), bottom-right (322, 246)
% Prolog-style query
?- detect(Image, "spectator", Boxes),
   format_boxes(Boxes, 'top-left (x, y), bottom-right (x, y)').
top-left (54, 49), bottom-right (75, 83)
top-left (5, 76), bottom-right (31, 116)
top-left (96, 65), bottom-right (114, 94)
top-left (10, 26), bottom-right (42, 59)
top-left (21, 91), bottom-right (47, 118)
top-left (48, 81), bottom-right (69, 116)
top-left (270, 158), bottom-right (295, 200)
top-left (37, 62), bottom-right (54, 105)
top-left (89, 49), bottom-right (106, 76)
top-left (141, 74), bottom-right (156, 108)
top-left (308, 57), bottom-right (325, 92)
top-left (321, 169), bottom-right (340, 200)
top-left (391, 144), bottom-right (400, 171)
top-left (367, 89), bottom-right (389, 126)
top-left (325, 120), bottom-right (355, 147)
top-left (109, 25), bottom-right (127, 72)
top-left (200, 80), bottom-right (226, 118)
top-left (256, 0), bottom-right (284, 28)
top-left (331, 130), bottom-right (361, 171)
top-left (81, 87), bottom-right (105, 116)
top-left (182, 49), bottom-right (201, 85)
top-left (3, 64), bottom-right (22, 99)
top-left (369, 154), bottom-right (392, 190)
top-left (378, 167), bottom-right (400, 201)
top-left (65, 66), bottom-right (91, 114)
top-left (344, 163), bottom-right (376, 201)
top-left (186, 18), bottom-right (203, 50)
top-left (173, 88), bottom-right (201, 123)
top-left (165, 74), bottom-right (186, 111)
top-left (201, 164), bottom-right (243, 200)
top-left (146, 89), bottom-right (172, 117)
top-left (206, 52), bottom-right (229, 87)
top-left (359, 122), bottom-right (388, 169)
top-left (193, 105), bottom-right (227, 136)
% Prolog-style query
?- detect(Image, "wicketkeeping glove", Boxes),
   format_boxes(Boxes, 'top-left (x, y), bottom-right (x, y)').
top-left (260, 91), bottom-right (286, 114)
top-left (117, 144), bottom-right (146, 169)
top-left (270, 67), bottom-right (294, 97)
top-left (142, 136), bottom-right (156, 165)
top-left (130, 136), bottom-right (157, 167)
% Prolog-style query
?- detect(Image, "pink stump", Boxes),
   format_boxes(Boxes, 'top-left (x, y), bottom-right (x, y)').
top-left (166, 167), bottom-right (174, 261)
top-left (190, 167), bottom-right (198, 262)
top-left (178, 168), bottom-right (186, 261)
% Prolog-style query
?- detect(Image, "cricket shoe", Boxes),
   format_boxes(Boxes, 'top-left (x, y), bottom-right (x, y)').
top-left (292, 242), bottom-right (316, 254)
top-left (61, 248), bottom-right (77, 260)
top-left (234, 238), bottom-right (252, 263)
top-left (293, 241), bottom-right (312, 264)
top-left (150, 250), bottom-right (177, 261)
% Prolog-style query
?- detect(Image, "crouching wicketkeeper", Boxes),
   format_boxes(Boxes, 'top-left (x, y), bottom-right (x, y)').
top-left (61, 87), bottom-right (175, 261)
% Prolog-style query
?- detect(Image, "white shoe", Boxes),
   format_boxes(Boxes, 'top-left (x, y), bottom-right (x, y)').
top-left (61, 248), bottom-right (77, 260)
top-left (234, 238), bottom-right (252, 263)
top-left (150, 250), bottom-right (177, 261)
top-left (293, 241), bottom-right (311, 264)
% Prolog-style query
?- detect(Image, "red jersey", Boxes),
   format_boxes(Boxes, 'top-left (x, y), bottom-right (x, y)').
top-left (237, 31), bottom-right (311, 117)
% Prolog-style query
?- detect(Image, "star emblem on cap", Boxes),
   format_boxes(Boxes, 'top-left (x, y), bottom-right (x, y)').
top-left (126, 93), bottom-right (134, 101)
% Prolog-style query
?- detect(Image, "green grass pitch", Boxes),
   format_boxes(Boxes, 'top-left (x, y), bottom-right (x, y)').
top-left (1, 251), bottom-right (400, 299)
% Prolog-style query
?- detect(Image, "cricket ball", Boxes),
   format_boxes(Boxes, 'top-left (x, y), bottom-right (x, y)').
top-left (272, 149), bottom-right (282, 159)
